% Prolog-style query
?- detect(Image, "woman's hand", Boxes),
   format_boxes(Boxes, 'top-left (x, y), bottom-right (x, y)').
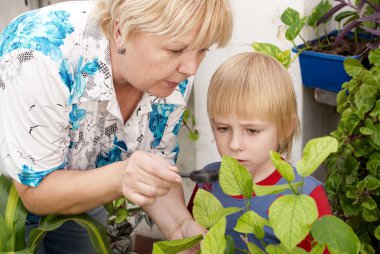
top-left (171, 219), bottom-right (207, 254)
top-left (120, 151), bottom-right (182, 206)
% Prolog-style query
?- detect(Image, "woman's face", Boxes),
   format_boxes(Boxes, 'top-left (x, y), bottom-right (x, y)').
top-left (112, 25), bottom-right (209, 98)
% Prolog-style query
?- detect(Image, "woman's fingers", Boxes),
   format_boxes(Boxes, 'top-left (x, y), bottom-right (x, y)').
top-left (121, 151), bottom-right (182, 206)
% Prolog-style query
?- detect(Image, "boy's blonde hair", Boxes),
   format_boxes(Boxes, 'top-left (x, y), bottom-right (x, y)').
top-left (91, 0), bottom-right (233, 49)
top-left (207, 52), bottom-right (300, 157)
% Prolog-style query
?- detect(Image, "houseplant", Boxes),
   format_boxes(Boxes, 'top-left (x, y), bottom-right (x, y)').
top-left (324, 48), bottom-right (380, 253)
top-left (253, 0), bottom-right (380, 92)
top-left (152, 136), bottom-right (361, 254)
top-left (0, 174), bottom-right (112, 253)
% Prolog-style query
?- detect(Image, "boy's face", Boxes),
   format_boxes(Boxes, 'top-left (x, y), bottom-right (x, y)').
top-left (212, 117), bottom-right (279, 182)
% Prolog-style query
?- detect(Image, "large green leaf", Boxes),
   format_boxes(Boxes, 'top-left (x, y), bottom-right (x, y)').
top-left (311, 215), bottom-right (360, 254)
top-left (296, 137), bottom-right (338, 177)
top-left (285, 17), bottom-right (307, 41)
top-left (209, 207), bottom-right (242, 224)
top-left (270, 152), bottom-right (295, 182)
top-left (193, 189), bottom-right (223, 228)
top-left (202, 218), bottom-right (226, 254)
top-left (281, 8), bottom-right (300, 26)
top-left (308, 0), bottom-right (332, 27)
top-left (344, 58), bottom-right (364, 78)
top-left (269, 195), bottom-right (318, 250)
top-left (219, 156), bottom-right (253, 199)
top-left (234, 211), bottom-right (267, 239)
top-left (266, 244), bottom-right (308, 254)
top-left (354, 84), bottom-right (378, 112)
top-left (28, 214), bottom-right (112, 254)
top-left (247, 242), bottom-right (266, 254)
top-left (0, 176), bottom-right (27, 252)
top-left (368, 48), bottom-right (380, 67)
top-left (152, 234), bottom-right (203, 254)
top-left (253, 182), bottom-right (303, 196)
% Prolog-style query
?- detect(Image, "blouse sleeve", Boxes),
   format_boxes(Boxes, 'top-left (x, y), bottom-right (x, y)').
top-left (0, 49), bottom-right (71, 187)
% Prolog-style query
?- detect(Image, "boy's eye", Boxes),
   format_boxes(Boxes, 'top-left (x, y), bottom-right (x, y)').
top-left (247, 128), bottom-right (259, 134)
top-left (216, 127), bottom-right (229, 133)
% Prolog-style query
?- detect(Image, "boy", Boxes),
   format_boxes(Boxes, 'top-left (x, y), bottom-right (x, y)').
top-left (188, 52), bottom-right (331, 252)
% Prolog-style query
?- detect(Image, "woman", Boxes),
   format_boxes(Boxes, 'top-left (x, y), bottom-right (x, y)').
top-left (0, 0), bottom-right (232, 252)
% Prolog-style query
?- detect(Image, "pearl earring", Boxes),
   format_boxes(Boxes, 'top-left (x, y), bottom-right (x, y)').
top-left (117, 47), bottom-right (126, 55)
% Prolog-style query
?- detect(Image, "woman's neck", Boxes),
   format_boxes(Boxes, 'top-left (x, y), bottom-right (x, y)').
top-left (114, 81), bottom-right (143, 124)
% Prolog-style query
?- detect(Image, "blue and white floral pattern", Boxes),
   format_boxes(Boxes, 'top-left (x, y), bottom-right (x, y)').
top-left (0, 1), bottom-right (193, 187)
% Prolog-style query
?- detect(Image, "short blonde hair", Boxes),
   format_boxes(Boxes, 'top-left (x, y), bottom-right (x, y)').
top-left (207, 52), bottom-right (300, 157)
top-left (91, 0), bottom-right (233, 49)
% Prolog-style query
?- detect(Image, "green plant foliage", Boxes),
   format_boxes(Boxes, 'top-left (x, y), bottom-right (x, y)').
top-left (0, 175), bottom-right (28, 253)
top-left (27, 214), bottom-right (112, 253)
top-left (269, 195), bottom-right (318, 250)
top-left (311, 215), bottom-right (360, 253)
top-left (182, 108), bottom-right (199, 141)
top-left (326, 48), bottom-right (380, 252)
top-left (193, 189), bottom-right (224, 228)
top-left (270, 151), bottom-right (295, 182)
top-left (252, 43), bottom-right (291, 68)
top-left (154, 136), bottom-right (360, 254)
top-left (152, 234), bottom-right (203, 254)
top-left (219, 156), bottom-right (253, 199)
top-left (202, 218), bottom-right (227, 254)
top-left (234, 211), bottom-right (267, 239)
top-left (296, 136), bottom-right (338, 177)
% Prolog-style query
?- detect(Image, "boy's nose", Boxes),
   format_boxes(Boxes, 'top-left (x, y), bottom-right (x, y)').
top-left (229, 133), bottom-right (244, 151)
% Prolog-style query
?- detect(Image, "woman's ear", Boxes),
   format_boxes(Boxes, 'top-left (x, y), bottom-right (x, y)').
top-left (113, 19), bottom-right (124, 48)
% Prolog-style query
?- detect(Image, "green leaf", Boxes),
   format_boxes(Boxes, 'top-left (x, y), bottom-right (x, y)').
top-left (115, 208), bottom-right (128, 224)
top-left (270, 152), bottom-right (295, 182)
top-left (375, 225), bottom-right (380, 240)
top-left (234, 211), bottom-right (267, 239)
top-left (296, 137), bottom-right (338, 177)
top-left (219, 156), bottom-right (253, 199)
top-left (114, 197), bottom-right (125, 208)
top-left (209, 207), bottom-right (242, 223)
top-left (362, 208), bottom-right (379, 222)
top-left (183, 108), bottom-right (190, 123)
top-left (354, 84), bottom-right (378, 112)
top-left (360, 242), bottom-right (376, 254)
top-left (308, 0), bottom-right (332, 27)
top-left (247, 242), bottom-right (266, 254)
top-left (253, 182), bottom-right (303, 196)
top-left (285, 17), bottom-right (307, 41)
top-left (369, 48), bottom-right (380, 67)
top-left (362, 196), bottom-right (377, 210)
top-left (281, 8), bottom-right (300, 26)
top-left (269, 195), bottom-right (318, 250)
top-left (344, 58), bottom-right (364, 78)
top-left (277, 50), bottom-right (291, 69)
top-left (252, 42), bottom-right (281, 58)
top-left (266, 244), bottom-right (308, 254)
top-left (152, 234), bottom-right (203, 254)
top-left (309, 244), bottom-right (327, 254)
top-left (202, 218), bottom-right (226, 254)
top-left (370, 101), bottom-right (380, 117)
top-left (224, 235), bottom-right (235, 254)
top-left (335, 11), bottom-right (357, 23)
top-left (0, 176), bottom-right (28, 252)
top-left (0, 215), bottom-right (8, 251)
top-left (311, 215), bottom-right (360, 254)
top-left (193, 189), bottom-right (223, 228)
top-left (28, 214), bottom-right (112, 254)
top-left (370, 124), bottom-right (380, 148)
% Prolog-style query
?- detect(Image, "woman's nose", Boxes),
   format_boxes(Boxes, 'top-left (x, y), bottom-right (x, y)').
top-left (178, 52), bottom-right (202, 76)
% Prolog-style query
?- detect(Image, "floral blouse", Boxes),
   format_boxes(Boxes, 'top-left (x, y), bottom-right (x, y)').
top-left (0, 1), bottom-right (192, 187)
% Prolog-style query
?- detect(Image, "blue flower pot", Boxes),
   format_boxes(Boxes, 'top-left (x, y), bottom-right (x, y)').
top-left (292, 30), bottom-right (364, 93)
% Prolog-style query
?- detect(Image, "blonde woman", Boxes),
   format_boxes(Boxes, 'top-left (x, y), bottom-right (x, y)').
top-left (0, 0), bottom-right (233, 252)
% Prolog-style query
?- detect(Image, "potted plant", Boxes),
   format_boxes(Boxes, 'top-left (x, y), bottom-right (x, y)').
top-left (253, 0), bottom-right (380, 93)
top-left (0, 174), bottom-right (112, 253)
top-left (151, 136), bottom-right (361, 254)
top-left (324, 48), bottom-right (380, 253)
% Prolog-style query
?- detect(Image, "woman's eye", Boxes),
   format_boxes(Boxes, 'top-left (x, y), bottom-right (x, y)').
top-left (169, 49), bottom-right (184, 54)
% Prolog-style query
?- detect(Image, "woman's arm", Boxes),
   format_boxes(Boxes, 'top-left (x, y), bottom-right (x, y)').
top-left (15, 151), bottom-right (182, 215)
